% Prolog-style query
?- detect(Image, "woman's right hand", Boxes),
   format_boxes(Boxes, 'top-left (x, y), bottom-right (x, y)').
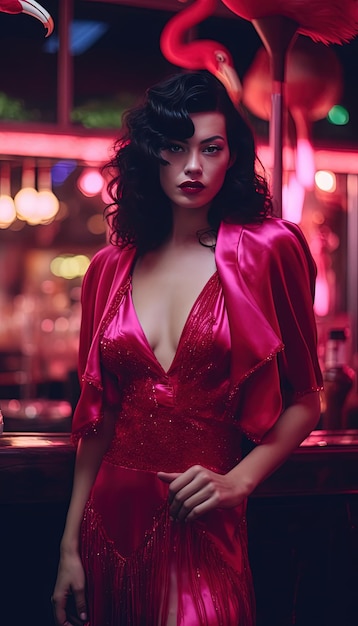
top-left (52, 548), bottom-right (88, 626)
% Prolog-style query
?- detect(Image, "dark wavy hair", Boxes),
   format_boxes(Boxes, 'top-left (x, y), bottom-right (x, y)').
top-left (104, 70), bottom-right (272, 253)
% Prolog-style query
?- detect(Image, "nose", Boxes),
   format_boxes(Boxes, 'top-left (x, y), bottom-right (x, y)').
top-left (184, 150), bottom-right (202, 176)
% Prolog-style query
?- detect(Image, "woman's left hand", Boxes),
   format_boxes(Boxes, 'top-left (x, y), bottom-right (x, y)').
top-left (157, 465), bottom-right (243, 522)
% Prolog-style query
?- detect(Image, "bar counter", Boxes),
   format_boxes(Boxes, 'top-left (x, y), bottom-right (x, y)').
top-left (1, 430), bottom-right (358, 626)
top-left (1, 429), bottom-right (358, 502)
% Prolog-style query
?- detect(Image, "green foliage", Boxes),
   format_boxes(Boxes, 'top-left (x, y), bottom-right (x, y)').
top-left (0, 92), bottom-right (38, 121)
top-left (71, 94), bottom-right (136, 129)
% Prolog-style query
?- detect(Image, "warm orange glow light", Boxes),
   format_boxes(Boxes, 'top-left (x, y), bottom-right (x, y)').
top-left (36, 190), bottom-right (60, 221)
top-left (315, 170), bottom-right (336, 193)
top-left (14, 187), bottom-right (60, 224)
top-left (0, 195), bottom-right (16, 228)
top-left (14, 187), bottom-right (38, 221)
top-left (50, 254), bottom-right (91, 279)
top-left (87, 213), bottom-right (106, 235)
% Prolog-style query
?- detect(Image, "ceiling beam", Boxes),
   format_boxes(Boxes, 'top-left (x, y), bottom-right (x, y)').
top-left (83, 0), bottom-right (237, 19)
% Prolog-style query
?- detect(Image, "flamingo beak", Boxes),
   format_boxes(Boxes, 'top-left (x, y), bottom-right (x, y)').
top-left (215, 53), bottom-right (242, 107)
top-left (19, 0), bottom-right (54, 37)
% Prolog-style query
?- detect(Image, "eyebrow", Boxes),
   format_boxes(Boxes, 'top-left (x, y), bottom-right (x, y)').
top-left (172, 135), bottom-right (225, 144)
top-left (200, 135), bottom-right (225, 144)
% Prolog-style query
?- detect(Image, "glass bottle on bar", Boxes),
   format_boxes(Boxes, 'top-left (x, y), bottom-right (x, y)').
top-left (322, 328), bottom-right (354, 429)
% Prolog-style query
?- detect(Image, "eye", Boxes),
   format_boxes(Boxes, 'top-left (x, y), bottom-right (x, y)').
top-left (167, 143), bottom-right (184, 153)
top-left (203, 144), bottom-right (223, 154)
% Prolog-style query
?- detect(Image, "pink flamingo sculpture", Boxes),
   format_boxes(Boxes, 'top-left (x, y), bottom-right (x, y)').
top-left (0, 0), bottom-right (54, 36)
top-left (160, 0), bottom-right (242, 107)
top-left (242, 37), bottom-right (343, 317)
top-left (160, 0), bottom-right (358, 214)
top-left (242, 37), bottom-right (343, 190)
top-left (221, 0), bottom-right (358, 212)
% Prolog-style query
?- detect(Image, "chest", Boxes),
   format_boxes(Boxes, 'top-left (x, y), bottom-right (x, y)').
top-left (131, 249), bottom-right (217, 349)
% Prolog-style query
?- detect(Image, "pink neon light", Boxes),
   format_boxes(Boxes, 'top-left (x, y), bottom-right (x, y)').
top-left (258, 145), bottom-right (358, 175)
top-left (282, 175), bottom-right (305, 224)
top-left (0, 131), bottom-right (114, 163)
top-left (296, 139), bottom-right (315, 190)
top-left (0, 130), bottom-right (358, 173)
top-left (314, 275), bottom-right (330, 317)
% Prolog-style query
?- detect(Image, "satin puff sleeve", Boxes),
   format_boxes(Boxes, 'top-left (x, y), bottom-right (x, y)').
top-left (267, 220), bottom-right (323, 405)
top-left (71, 246), bottom-right (131, 444)
top-left (217, 218), bottom-right (323, 442)
top-left (237, 219), bottom-right (323, 431)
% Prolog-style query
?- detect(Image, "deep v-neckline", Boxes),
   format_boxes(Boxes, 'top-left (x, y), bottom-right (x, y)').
top-left (129, 272), bottom-right (218, 376)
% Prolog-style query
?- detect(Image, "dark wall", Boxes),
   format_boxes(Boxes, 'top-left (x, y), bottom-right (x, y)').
top-left (0, 494), bottom-right (357, 626)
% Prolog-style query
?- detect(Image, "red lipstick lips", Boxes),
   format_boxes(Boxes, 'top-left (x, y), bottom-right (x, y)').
top-left (179, 181), bottom-right (205, 195)
top-left (179, 181), bottom-right (204, 188)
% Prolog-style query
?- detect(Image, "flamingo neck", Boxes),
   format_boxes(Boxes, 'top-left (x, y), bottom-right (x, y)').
top-left (161, 0), bottom-right (217, 59)
top-left (253, 15), bottom-right (298, 82)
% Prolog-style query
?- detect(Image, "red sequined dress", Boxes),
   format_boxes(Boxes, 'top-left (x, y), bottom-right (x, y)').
top-left (80, 271), bottom-right (255, 626)
top-left (73, 218), bottom-right (324, 626)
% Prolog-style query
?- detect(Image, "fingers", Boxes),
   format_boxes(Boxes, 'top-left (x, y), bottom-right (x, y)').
top-left (51, 589), bottom-right (87, 626)
top-left (52, 552), bottom-right (87, 626)
top-left (72, 588), bottom-right (88, 624)
top-left (165, 465), bottom-right (218, 522)
top-left (51, 593), bottom-right (68, 626)
top-left (163, 465), bottom-right (204, 501)
top-left (172, 486), bottom-right (215, 522)
top-left (157, 471), bottom-right (180, 484)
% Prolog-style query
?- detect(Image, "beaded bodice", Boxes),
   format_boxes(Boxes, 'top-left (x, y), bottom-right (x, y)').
top-left (100, 272), bottom-right (242, 473)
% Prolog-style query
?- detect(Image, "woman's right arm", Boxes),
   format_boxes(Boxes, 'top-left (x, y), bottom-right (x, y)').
top-left (52, 416), bottom-right (115, 626)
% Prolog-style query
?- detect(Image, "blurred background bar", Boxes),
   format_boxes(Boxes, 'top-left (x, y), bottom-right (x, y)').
top-left (0, 2), bottom-right (358, 625)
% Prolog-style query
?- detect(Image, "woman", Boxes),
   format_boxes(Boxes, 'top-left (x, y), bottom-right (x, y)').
top-left (52, 70), bottom-right (322, 626)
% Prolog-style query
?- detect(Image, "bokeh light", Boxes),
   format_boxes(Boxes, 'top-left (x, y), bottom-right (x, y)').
top-left (51, 159), bottom-right (77, 185)
top-left (87, 213), bottom-right (106, 235)
top-left (77, 169), bottom-right (104, 196)
top-left (315, 170), bottom-right (336, 193)
top-left (50, 254), bottom-right (91, 279)
top-left (327, 105), bottom-right (349, 125)
top-left (14, 187), bottom-right (38, 221)
top-left (0, 195), bottom-right (16, 228)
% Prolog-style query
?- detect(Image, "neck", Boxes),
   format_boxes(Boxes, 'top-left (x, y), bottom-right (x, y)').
top-left (169, 206), bottom-right (211, 246)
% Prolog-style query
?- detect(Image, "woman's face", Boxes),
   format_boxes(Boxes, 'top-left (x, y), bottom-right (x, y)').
top-left (159, 111), bottom-right (232, 216)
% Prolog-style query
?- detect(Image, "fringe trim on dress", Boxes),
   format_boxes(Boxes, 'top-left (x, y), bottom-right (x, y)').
top-left (81, 501), bottom-right (255, 626)
top-left (172, 518), bottom-right (255, 626)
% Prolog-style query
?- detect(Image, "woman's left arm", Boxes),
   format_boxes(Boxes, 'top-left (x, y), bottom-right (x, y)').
top-left (158, 390), bottom-right (320, 521)
top-left (228, 390), bottom-right (320, 497)
top-left (159, 221), bottom-right (322, 520)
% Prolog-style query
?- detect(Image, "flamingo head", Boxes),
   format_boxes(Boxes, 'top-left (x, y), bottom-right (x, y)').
top-left (161, 29), bottom-right (242, 107)
top-left (205, 47), bottom-right (242, 107)
top-left (20, 0), bottom-right (54, 36)
top-left (0, 0), bottom-right (54, 36)
top-left (160, 0), bottom-right (241, 107)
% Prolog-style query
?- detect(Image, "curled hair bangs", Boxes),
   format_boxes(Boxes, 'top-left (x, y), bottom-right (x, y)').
top-left (147, 74), bottom-right (223, 143)
top-left (147, 105), bottom-right (194, 143)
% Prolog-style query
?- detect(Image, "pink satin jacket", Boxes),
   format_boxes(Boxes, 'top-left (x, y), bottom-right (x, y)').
top-left (72, 217), bottom-right (323, 444)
